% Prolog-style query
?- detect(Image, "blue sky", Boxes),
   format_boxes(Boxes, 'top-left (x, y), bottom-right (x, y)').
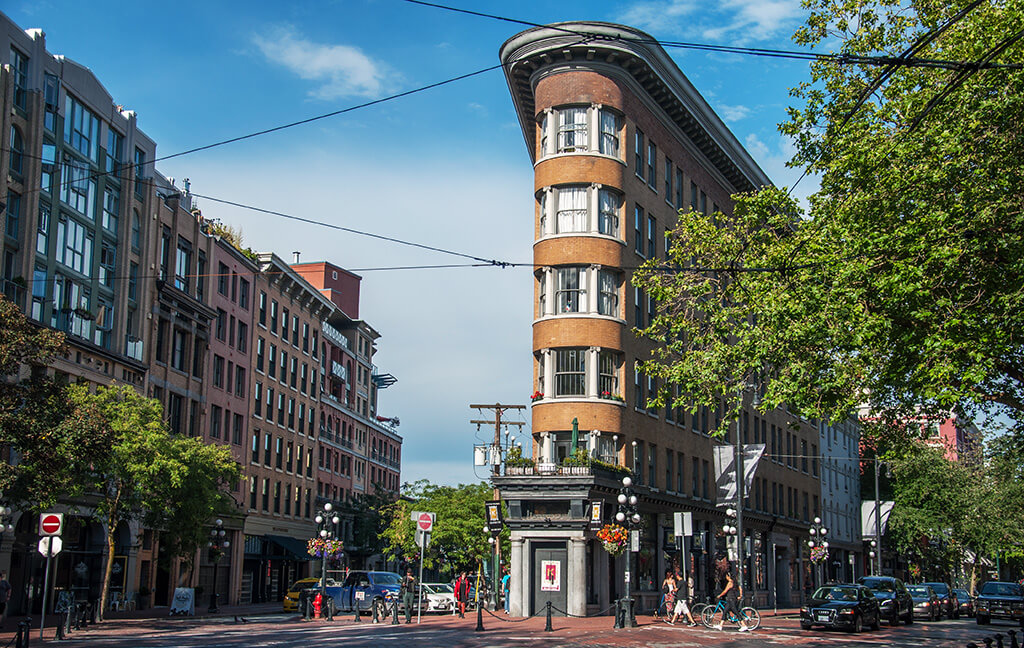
top-left (7, 0), bottom-right (820, 486)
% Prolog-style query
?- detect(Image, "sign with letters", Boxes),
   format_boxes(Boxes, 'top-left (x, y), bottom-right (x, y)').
top-left (540, 560), bottom-right (560, 592)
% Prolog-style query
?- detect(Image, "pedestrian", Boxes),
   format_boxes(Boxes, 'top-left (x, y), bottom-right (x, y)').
top-left (660, 570), bottom-right (677, 622)
top-left (670, 572), bottom-right (697, 626)
top-left (713, 559), bottom-right (750, 632)
top-left (0, 571), bottom-right (10, 626)
top-left (454, 571), bottom-right (471, 618)
top-left (400, 569), bottom-right (416, 624)
top-left (500, 566), bottom-right (511, 614)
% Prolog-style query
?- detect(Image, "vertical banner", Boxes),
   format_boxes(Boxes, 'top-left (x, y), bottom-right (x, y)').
top-left (742, 444), bottom-right (766, 493)
top-left (713, 446), bottom-right (736, 505)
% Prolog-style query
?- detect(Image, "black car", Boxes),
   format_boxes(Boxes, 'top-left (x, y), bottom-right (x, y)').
top-left (858, 576), bottom-right (914, 625)
top-left (923, 582), bottom-right (959, 619)
top-left (953, 588), bottom-right (975, 618)
top-left (800, 584), bottom-right (882, 633)
top-left (975, 581), bottom-right (1024, 627)
top-left (908, 584), bottom-right (942, 621)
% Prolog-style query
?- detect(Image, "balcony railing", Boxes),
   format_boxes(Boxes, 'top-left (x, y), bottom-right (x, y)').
top-left (503, 462), bottom-right (629, 478)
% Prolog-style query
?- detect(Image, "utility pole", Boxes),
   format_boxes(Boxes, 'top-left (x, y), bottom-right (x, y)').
top-left (470, 403), bottom-right (525, 607)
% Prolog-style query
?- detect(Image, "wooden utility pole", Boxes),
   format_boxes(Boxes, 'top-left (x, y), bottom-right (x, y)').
top-left (470, 403), bottom-right (525, 604)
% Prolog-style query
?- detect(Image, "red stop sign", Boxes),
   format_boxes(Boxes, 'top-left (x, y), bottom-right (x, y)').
top-left (41, 514), bottom-right (62, 535)
top-left (417, 513), bottom-right (433, 532)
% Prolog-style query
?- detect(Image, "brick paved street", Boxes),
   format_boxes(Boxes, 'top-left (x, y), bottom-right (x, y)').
top-left (7, 608), bottom-right (1016, 648)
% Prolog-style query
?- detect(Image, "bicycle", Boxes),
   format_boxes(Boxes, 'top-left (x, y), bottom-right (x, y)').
top-left (700, 597), bottom-right (761, 631)
top-left (689, 595), bottom-right (713, 620)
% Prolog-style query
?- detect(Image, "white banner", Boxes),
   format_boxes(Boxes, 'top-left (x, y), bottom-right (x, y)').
top-left (861, 501), bottom-right (895, 538)
top-left (714, 444), bottom-right (766, 505)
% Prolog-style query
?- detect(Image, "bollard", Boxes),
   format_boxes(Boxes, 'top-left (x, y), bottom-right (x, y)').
top-left (545, 600), bottom-right (553, 632)
top-left (325, 596), bottom-right (334, 622)
top-left (16, 620), bottom-right (30, 648)
top-left (475, 600), bottom-right (485, 632)
top-left (613, 598), bottom-right (622, 629)
top-left (353, 598), bottom-right (361, 623)
top-left (997, 634), bottom-right (1005, 648)
top-left (391, 598), bottom-right (399, 625)
top-left (1009, 630), bottom-right (1019, 648)
top-left (372, 598), bottom-right (381, 624)
top-left (984, 638), bottom-right (994, 648)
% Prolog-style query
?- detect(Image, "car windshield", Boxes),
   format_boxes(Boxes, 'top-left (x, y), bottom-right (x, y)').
top-left (925, 583), bottom-right (949, 595)
top-left (289, 579), bottom-right (316, 591)
top-left (953, 589), bottom-right (971, 598)
top-left (981, 583), bottom-right (1024, 597)
top-left (424, 584), bottom-right (454, 594)
top-left (908, 586), bottom-right (930, 596)
top-left (372, 573), bottom-right (402, 586)
top-left (814, 587), bottom-right (859, 601)
top-left (860, 579), bottom-right (894, 592)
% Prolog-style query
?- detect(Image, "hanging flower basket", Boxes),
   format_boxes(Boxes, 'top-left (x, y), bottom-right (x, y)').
top-left (307, 537), bottom-right (345, 560)
top-left (809, 544), bottom-right (829, 564)
top-left (597, 523), bottom-right (628, 557)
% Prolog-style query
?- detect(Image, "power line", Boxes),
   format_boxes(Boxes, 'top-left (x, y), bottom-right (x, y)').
top-left (400, 0), bottom-right (1021, 71)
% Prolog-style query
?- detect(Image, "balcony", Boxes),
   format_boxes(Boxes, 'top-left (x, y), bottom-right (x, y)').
top-left (322, 321), bottom-right (349, 349)
top-left (502, 461), bottom-right (629, 479)
top-left (331, 361), bottom-right (347, 381)
top-left (124, 336), bottom-right (144, 362)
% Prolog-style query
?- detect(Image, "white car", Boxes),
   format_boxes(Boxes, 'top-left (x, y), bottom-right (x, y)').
top-left (420, 583), bottom-right (457, 613)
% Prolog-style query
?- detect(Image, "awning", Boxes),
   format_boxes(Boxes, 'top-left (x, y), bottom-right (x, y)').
top-left (264, 535), bottom-right (313, 562)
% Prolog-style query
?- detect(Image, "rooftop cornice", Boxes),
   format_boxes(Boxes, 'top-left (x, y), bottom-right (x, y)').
top-left (500, 21), bottom-right (773, 193)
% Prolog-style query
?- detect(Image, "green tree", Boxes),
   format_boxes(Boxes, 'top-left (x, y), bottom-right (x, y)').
top-left (380, 481), bottom-right (506, 576)
top-left (64, 383), bottom-right (239, 619)
top-left (634, 0), bottom-right (1024, 430)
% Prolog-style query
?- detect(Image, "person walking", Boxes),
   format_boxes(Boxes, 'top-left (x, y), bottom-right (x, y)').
top-left (0, 572), bottom-right (10, 627)
top-left (660, 570), bottom-right (677, 622)
top-left (713, 558), bottom-right (750, 632)
top-left (500, 566), bottom-right (511, 614)
top-left (670, 572), bottom-right (698, 626)
top-left (400, 569), bottom-right (416, 623)
top-left (454, 571), bottom-right (471, 618)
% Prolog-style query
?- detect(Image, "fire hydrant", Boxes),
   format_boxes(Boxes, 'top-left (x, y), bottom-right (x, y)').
top-left (313, 592), bottom-right (323, 619)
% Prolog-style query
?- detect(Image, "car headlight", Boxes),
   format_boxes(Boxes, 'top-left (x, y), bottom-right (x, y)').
top-left (800, 607), bottom-right (810, 614)
top-left (880, 599), bottom-right (894, 606)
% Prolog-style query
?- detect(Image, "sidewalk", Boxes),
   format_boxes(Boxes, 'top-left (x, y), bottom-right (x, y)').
top-left (0, 601), bottom-right (284, 643)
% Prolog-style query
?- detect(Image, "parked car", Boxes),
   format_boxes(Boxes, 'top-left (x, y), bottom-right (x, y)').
top-left (975, 581), bottom-right (1024, 627)
top-left (908, 585), bottom-right (942, 621)
top-left (953, 588), bottom-right (975, 618)
top-left (420, 583), bottom-right (457, 613)
top-left (923, 582), bottom-right (959, 619)
top-left (323, 571), bottom-right (403, 614)
top-left (858, 576), bottom-right (914, 625)
top-left (283, 578), bottom-right (320, 612)
top-left (800, 584), bottom-right (882, 633)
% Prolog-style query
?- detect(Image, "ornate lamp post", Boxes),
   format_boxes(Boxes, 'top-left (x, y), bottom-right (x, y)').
top-left (615, 476), bottom-right (641, 628)
top-left (207, 519), bottom-right (229, 613)
top-left (867, 540), bottom-right (878, 576)
top-left (807, 517), bottom-right (829, 591)
top-left (314, 502), bottom-right (340, 615)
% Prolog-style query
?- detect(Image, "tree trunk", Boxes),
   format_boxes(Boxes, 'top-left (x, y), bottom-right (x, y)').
top-left (99, 521), bottom-right (117, 622)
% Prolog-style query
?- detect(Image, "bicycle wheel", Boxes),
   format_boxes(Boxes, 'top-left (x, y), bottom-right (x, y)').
top-left (690, 602), bottom-right (708, 619)
top-left (701, 604), bottom-right (718, 627)
top-left (740, 607), bottom-right (761, 631)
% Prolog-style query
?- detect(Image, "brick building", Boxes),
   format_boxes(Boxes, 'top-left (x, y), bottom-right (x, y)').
top-left (497, 22), bottom-right (823, 616)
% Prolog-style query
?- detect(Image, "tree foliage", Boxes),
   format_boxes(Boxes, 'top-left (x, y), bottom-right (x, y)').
top-left (635, 0), bottom-right (1024, 429)
top-left (380, 480), bottom-right (506, 575)
top-left (64, 383), bottom-right (239, 619)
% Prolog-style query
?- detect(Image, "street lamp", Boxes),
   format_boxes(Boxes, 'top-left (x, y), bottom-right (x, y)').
top-left (807, 517), bottom-right (829, 590)
top-left (207, 519), bottom-right (229, 613)
top-left (614, 476), bottom-right (641, 628)
top-left (867, 540), bottom-right (878, 576)
top-left (315, 502), bottom-right (340, 618)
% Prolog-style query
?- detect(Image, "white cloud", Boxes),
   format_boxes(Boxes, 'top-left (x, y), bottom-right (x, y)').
top-left (718, 103), bottom-right (750, 122)
top-left (252, 26), bottom-right (394, 100)
top-left (744, 132), bottom-right (818, 208)
top-left (619, 0), bottom-right (803, 43)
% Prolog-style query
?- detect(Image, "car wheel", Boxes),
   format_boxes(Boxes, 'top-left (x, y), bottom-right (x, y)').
top-left (870, 612), bottom-right (880, 631)
top-left (977, 615), bottom-right (989, 625)
top-left (904, 609), bottom-right (914, 625)
top-left (890, 609), bottom-right (900, 625)
top-left (800, 622), bottom-right (813, 630)
top-left (848, 613), bottom-right (863, 633)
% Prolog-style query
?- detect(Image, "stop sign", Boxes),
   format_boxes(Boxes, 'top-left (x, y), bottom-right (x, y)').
top-left (39, 513), bottom-right (63, 536)
top-left (417, 512), bottom-right (433, 532)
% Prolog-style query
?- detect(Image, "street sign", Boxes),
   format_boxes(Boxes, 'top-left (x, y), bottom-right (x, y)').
top-left (39, 513), bottom-right (63, 536)
top-left (416, 512), bottom-right (434, 532)
top-left (37, 536), bottom-right (62, 557)
top-left (414, 529), bottom-right (431, 548)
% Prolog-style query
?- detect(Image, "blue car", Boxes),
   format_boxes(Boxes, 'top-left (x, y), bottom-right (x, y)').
top-left (326, 571), bottom-right (402, 614)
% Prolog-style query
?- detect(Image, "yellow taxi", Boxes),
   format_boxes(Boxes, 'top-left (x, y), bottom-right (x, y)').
top-left (283, 578), bottom-right (320, 612)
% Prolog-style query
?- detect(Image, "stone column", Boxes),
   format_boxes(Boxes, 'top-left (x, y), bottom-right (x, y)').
top-left (511, 537), bottom-right (525, 616)
top-left (568, 537), bottom-right (587, 616)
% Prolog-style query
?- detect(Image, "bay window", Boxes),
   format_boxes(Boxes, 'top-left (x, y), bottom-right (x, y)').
top-left (535, 348), bottom-right (623, 401)
top-left (557, 107), bottom-right (588, 152)
top-left (554, 348), bottom-right (586, 396)
top-left (598, 190), bottom-right (621, 237)
top-left (599, 109), bottom-right (620, 156)
top-left (555, 187), bottom-right (587, 233)
top-left (537, 105), bottom-right (624, 159)
top-left (537, 185), bottom-right (624, 239)
top-left (537, 266), bottom-right (620, 319)
top-left (598, 269), bottom-right (619, 316)
top-left (555, 267), bottom-right (586, 313)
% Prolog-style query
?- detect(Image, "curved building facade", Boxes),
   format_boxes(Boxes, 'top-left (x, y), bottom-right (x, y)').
top-left (496, 22), bottom-right (826, 617)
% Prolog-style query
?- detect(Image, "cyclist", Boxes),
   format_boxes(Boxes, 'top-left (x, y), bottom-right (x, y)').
top-left (713, 557), bottom-right (751, 632)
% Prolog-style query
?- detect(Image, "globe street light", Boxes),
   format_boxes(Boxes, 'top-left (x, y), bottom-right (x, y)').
top-left (807, 517), bottom-right (829, 591)
top-left (614, 475), bottom-right (641, 628)
top-left (315, 502), bottom-right (340, 619)
top-left (207, 519), bottom-right (229, 613)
